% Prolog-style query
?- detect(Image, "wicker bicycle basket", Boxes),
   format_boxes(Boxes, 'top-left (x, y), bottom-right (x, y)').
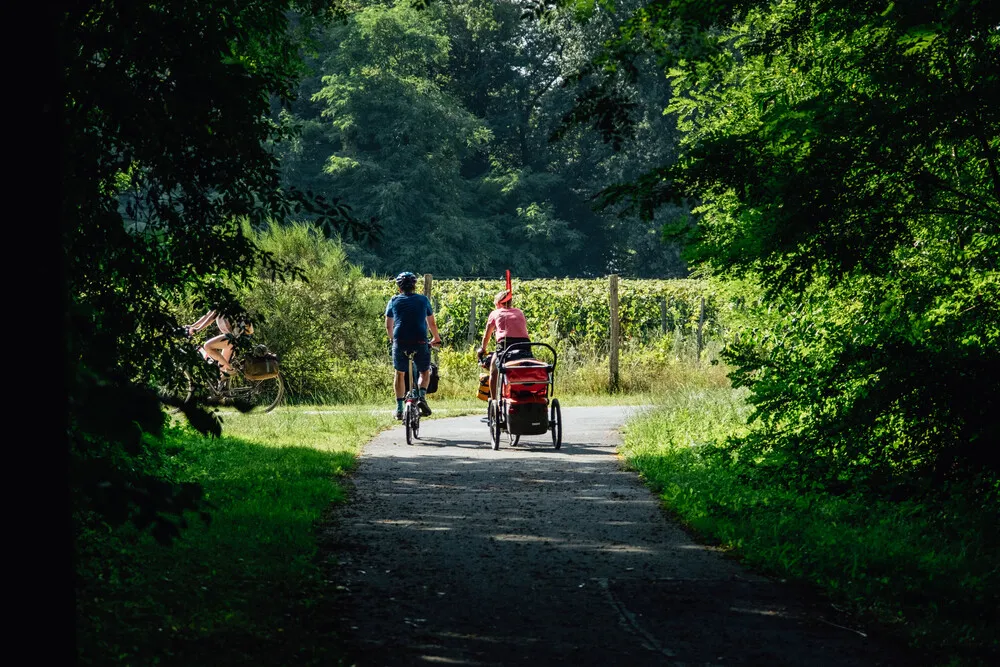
top-left (244, 345), bottom-right (280, 380)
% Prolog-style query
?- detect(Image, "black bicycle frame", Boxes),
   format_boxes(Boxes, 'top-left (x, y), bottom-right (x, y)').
top-left (405, 350), bottom-right (420, 398)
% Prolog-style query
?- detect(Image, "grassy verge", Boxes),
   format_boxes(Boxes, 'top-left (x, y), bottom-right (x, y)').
top-left (399, 344), bottom-right (731, 403)
top-left (76, 391), bottom-right (659, 666)
top-left (288, 397), bottom-right (484, 417)
top-left (621, 389), bottom-right (999, 667)
top-left (74, 408), bottom-right (395, 666)
top-left (288, 390), bottom-right (661, 416)
top-left (423, 394), bottom-right (656, 410)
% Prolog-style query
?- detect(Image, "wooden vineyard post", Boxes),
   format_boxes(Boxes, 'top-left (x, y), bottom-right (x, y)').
top-left (696, 296), bottom-right (706, 364)
top-left (467, 296), bottom-right (477, 345)
top-left (609, 274), bottom-right (620, 392)
top-left (423, 274), bottom-right (438, 356)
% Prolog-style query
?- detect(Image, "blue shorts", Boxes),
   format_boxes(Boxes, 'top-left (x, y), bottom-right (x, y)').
top-left (392, 342), bottom-right (431, 373)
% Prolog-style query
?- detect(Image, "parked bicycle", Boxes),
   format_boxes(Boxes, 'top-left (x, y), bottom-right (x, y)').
top-left (164, 328), bottom-right (285, 413)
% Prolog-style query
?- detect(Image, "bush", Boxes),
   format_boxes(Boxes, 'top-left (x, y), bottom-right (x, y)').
top-left (432, 277), bottom-right (735, 351)
top-left (240, 221), bottom-right (390, 403)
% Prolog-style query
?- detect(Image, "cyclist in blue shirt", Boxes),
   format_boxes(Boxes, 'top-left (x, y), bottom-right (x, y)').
top-left (385, 271), bottom-right (441, 420)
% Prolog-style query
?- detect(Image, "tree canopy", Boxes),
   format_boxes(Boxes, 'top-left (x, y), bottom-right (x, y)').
top-left (274, 0), bottom-right (691, 277)
top-left (562, 0), bottom-right (1000, 488)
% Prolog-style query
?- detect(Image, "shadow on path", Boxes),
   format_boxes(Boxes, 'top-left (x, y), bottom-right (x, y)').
top-left (322, 407), bottom-right (912, 667)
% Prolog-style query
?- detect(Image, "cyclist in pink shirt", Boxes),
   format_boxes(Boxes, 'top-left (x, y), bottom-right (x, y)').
top-left (477, 289), bottom-right (532, 401)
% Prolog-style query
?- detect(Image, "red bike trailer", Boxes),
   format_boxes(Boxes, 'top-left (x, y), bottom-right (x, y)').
top-left (487, 342), bottom-right (561, 450)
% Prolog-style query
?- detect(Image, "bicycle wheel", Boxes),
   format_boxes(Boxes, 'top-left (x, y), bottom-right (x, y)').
top-left (160, 370), bottom-right (195, 415)
top-left (229, 373), bottom-right (284, 412)
top-left (405, 404), bottom-right (415, 445)
top-left (490, 401), bottom-right (502, 451)
top-left (550, 399), bottom-right (562, 450)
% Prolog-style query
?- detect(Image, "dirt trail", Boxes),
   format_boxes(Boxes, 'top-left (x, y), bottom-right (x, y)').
top-left (322, 406), bottom-right (908, 666)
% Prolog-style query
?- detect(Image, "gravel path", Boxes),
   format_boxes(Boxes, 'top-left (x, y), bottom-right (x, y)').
top-left (322, 406), bottom-right (908, 666)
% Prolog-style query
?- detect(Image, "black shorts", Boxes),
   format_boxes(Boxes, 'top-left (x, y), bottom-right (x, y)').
top-left (497, 337), bottom-right (532, 361)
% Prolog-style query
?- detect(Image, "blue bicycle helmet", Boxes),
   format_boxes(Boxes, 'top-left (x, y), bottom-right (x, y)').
top-left (395, 271), bottom-right (418, 291)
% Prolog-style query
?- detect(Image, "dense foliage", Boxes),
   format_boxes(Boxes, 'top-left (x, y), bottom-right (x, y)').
top-left (432, 277), bottom-right (727, 349)
top-left (64, 0), bottom-right (366, 540)
top-left (195, 231), bottom-right (736, 401)
top-left (239, 222), bottom-right (388, 402)
top-left (274, 0), bottom-right (690, 277)
top-left (564, 0), bottom-right (1000, 492)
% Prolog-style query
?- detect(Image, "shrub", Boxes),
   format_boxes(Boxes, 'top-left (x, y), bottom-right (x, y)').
top-left (240, 221), bottom-right (389, 403)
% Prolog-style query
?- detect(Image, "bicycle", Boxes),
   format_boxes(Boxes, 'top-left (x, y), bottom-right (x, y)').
top-left (400, 342), bottom-right (440, 445)
top-left (167, 329), bottom-right (285, 413)
top-left (402, 349), bottom-right (421, 444)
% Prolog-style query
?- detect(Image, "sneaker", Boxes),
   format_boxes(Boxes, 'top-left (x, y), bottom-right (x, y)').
top-left (418, 397), bottom-right (432, 417)
top-left (395, 409), bottom-right (403, 421)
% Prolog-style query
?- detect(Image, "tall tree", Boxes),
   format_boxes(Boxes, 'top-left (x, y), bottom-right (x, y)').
top-left (311, 1), bottom-right (497, 275)
top-left (64, 0), bottom-right (366, 539)
top-left (277, 0), bottom-right (689, 277)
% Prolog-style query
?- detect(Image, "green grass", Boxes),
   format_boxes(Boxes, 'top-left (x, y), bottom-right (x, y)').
top-left (621, 389), bottom-right (1000, 667)
top-left (75, 408), bottom-right (395, 667)
top-left (284, 397), bottom-right (484, 416)
top-left (428, 345), bottom-right (727, 410)
top-left (284, 390), bottom-right (658, 416)
top-left (425, 393), bottom-right (656, 409)
top-left (71, 382), bottom-right (684, 666)
top-left (80, 379), bottom-right (1000, 667)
